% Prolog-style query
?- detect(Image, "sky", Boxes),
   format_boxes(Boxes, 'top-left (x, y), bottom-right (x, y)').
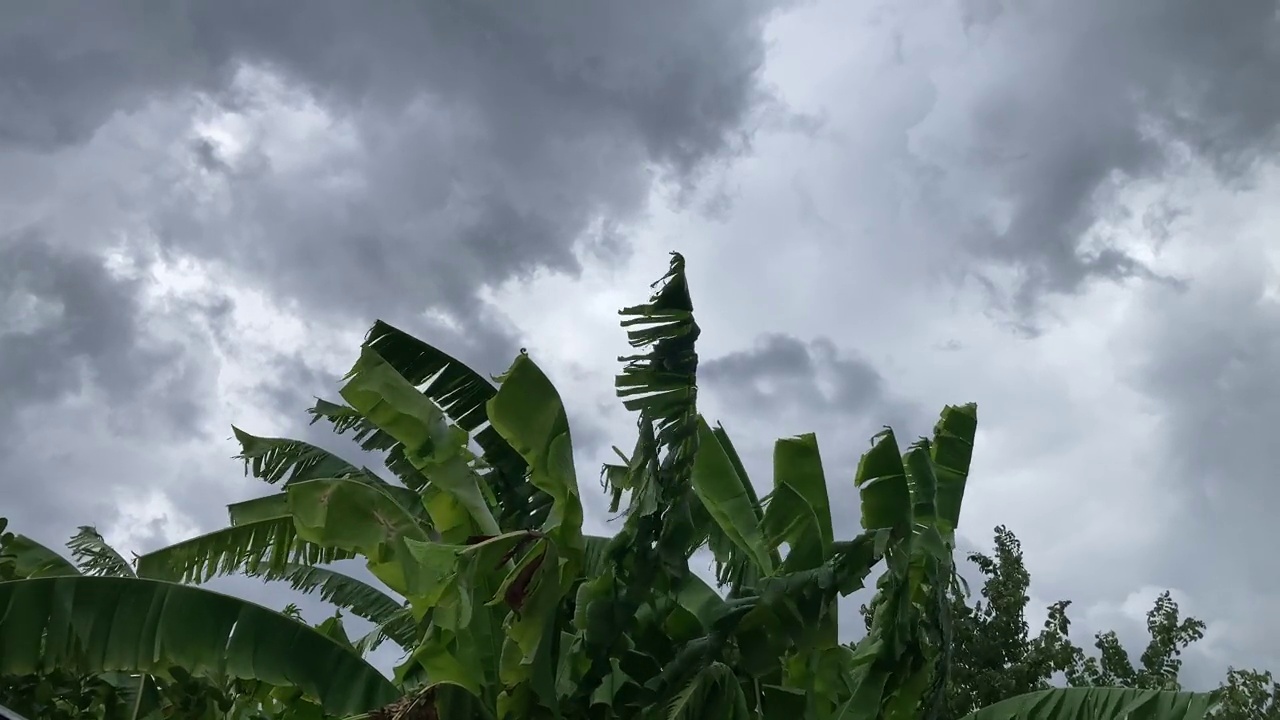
top-left (3, 0), bottom-right (1280, 688)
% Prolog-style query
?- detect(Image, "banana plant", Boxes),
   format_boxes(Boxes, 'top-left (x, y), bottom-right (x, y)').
top-left (3, 252), bottom-right (1214, 720)
top-left (97, 254), bottom-right (975, 718)
top-left (0, 518), bottom-right (394, 718)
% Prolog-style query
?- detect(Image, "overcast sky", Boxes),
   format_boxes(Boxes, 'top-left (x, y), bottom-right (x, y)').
top-left (3, 0), bottom-right (1279, 688)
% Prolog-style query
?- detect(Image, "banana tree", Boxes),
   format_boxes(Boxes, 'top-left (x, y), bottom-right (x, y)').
top-left (0, 252), bottom-right (1225, 720)
top-left (128, 254), bottom-right (978, 718)
top-left (0, 518), bottom-right (395, 718)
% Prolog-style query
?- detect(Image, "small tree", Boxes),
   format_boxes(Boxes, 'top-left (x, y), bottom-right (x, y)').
top-left (934, 524), bottom-right (1274, 720)
top-left (1064, 591), bottom-right (1206, 691)
top-left (904, 526), bottom-right (1079, 719)
top-left (1213, 668), bottom-right (1280, 719)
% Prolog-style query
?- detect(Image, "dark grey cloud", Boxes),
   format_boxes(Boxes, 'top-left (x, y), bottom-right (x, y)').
top-left (702, 333), bottom-right (895, 418)
top-left (911, 0), bottom-right (1280, 320)
top-left (0, 0), bottom-right (786, 559)
top-left (1, 2), bottom-right (793, 462)
top-left (4, 0), bottom-right (784, 320)
top-left (0, 231), bottom-right (210, 440)
top-left (0, 233), bottom-right (144, 413)
top-left (4, 2), bottom-right (781, 165)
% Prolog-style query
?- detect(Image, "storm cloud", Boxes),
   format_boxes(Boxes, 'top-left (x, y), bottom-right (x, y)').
top-left (0, 0), bottom-right (787, 543)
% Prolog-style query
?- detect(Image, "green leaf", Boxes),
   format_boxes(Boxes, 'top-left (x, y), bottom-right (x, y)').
top-left (672, 572), bottom-right (730, 631)
top-left (66, 526), bottom-right (135, 578)
top-left (244, 563), bottom-right (415, 650)
top-left (308, 397), bottom-right (431, 491)
top-left (590, 657), bottom-right (637, 710)
top-left (487, 351), bottom-right (586, 561)
top-left (316, 612), bottom-right (356, 651)
top-left (232, 427), bottom-right (365, 486)
top-left (903, 442), bottom-right (939, 532)
top-left (363, 320), bottom-right (501, 433)
top-left (762, 431), bottom-right (835, 571)
top-left (286, 477), bottom-right (429, 549)
top-left (930, 403), bottom-right (978, 537)
top-left (285, 477), bottom-right (431, 597)
top-left (692, 423), bottom-right (779, 590)
top-left (615, 251), bottom-right (702, 494)
top-left (959, 687), bottom-right (1221, 719)
top-left (227, 493), bottom-right (293, 525)
top-left (0, 576), bottom-right (400, 715)
top-left (288, 476), bottom-right (431, 544)
top-left (319, 321), bottom-right (539, 531)
top-left (0, 534), bottom-right (80, 579)
top-left (710, 423), bottom-right (767, 525)
top-left (339, 345), bottom-right (500, 537)
top-left (135, 516), bottom-right (353, 583)
top-left (853, 429), bottom-right (911, 536)
top-left (689, 415), bottom-right (774, 575)
top-left (665, 662), bottom-right (749, 720)
top-left (495, 542), bottom-right (564, 685)
top-left (762, 684), bottom-right (808, 720)
top-left (758, 432), bottom-right (843, 649)
top-left (400, 538), bottom-right (473, 623)
top-left (583, 534), bottom-right (612, 578)
top-left (231, 483), bottom-right (430, 529)
top-left (354, 623), bottom-right (401, 656)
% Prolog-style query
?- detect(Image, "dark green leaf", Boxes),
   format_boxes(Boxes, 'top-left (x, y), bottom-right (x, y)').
top-left (0, 576), bottom-right (399, 715)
